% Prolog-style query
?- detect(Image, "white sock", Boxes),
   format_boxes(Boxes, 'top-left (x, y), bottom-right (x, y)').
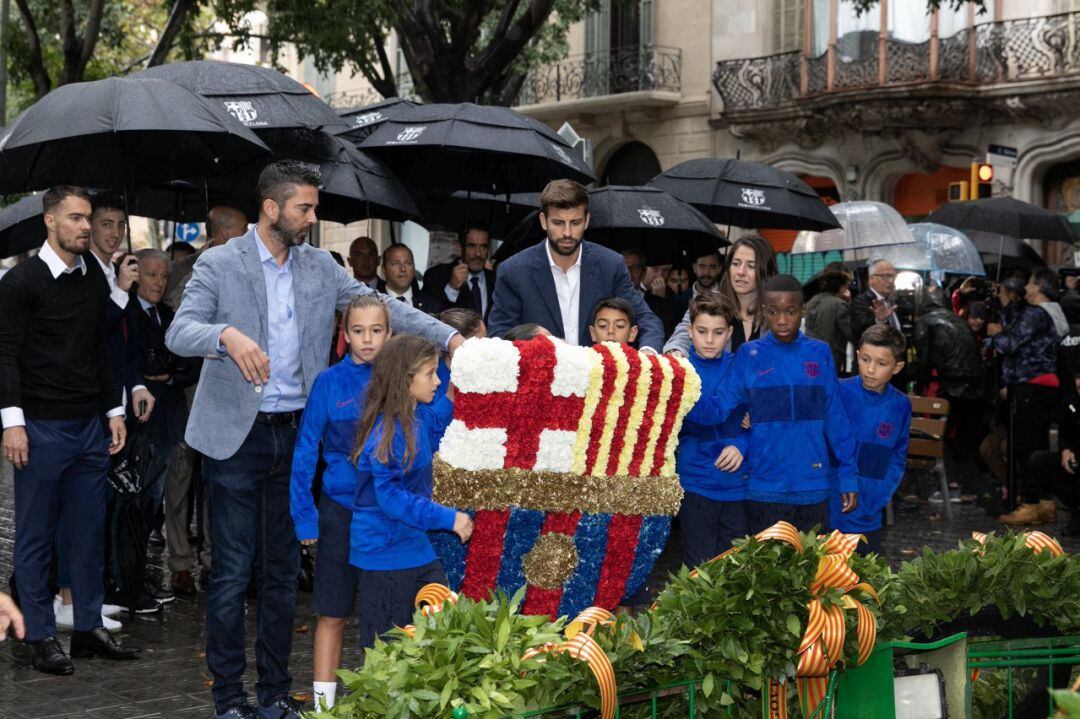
top-left (313, 681), bottom-right (337, 712)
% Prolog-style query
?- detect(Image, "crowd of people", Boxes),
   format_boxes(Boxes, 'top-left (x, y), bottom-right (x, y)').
top-left (1, 161), bottom-right (1078, 719)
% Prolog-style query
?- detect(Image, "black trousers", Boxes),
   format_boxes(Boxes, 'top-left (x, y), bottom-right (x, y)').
top-left (1012, 384), bottom-right (1060, 503)
top-left (942, 394), bottom-right (986, 494)
top-left (1023, 450), bottom-right (1080, 506)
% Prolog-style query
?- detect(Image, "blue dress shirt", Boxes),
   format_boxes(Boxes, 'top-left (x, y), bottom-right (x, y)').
top-left (255, 229), bottom-right (305, 412)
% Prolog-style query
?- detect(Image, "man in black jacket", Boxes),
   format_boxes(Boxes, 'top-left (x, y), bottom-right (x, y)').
top-left (913, 289), bottom-right (987, 497)
top-left (0, 186), bottom-right (139, 673)
top-left (422, 222), bottom-right (494, 319)
top-left (852, 259), bottom-right (902, 343)
top-left (377, 243), bottom-right (443, 314)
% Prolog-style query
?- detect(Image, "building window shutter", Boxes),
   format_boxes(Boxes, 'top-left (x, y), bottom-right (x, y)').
top-left (640, 0), bottom-right (654, 47)
top-left (773, 0), bottom-right (804, 53)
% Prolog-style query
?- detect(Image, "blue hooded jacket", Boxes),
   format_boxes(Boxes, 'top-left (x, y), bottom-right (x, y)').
top-left (289, 357), bottom-right (372, 542)
top-left (828, 377), bottom-right (911, 533)
top-left (676, 349), bottom-right (749, 501)
top-left (350, 397), bottom-right (457, 570)
top-left (699, 331), bottom-right (859, 505)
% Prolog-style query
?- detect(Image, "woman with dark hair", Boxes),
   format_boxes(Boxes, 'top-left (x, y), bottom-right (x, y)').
top-left (663, 235), bottom-right (778, 356)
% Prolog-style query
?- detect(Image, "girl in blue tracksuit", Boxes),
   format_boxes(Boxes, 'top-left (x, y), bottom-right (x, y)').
top-left (350, 334), bottom-right (473, 648)
top-left (676, 295), bottom-right (750, 568)
top-left (828, 325), bottom-right (911, 555)
top-left (289, 294), bottom-right (391, 711)
top-left (699, 275), bottom-right (860, 533)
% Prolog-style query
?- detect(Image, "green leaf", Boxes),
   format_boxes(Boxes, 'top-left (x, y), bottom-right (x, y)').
top-left (785, 614), bottom-right (802, 637)
top-left (702, 673), bottom-right (714, 698)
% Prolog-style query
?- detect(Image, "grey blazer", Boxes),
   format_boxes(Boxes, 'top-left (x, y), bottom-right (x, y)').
top-left (165, 228), bottom-right (456, 459)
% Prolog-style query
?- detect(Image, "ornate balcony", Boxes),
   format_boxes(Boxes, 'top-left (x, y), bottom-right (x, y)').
top-left (713, 10), bottom-right (1080, 117)
top-left (516, 45), bottom-right (682, 118)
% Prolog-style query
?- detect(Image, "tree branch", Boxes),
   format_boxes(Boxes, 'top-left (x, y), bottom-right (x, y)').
top-left (373, 38), bottom-right (399, 98)
top-left (147, 0), bottom-right (198, 67)
top-left (473, 0), bottom-right (557, 91)
top-left (76, 0), bottom-right (108, 79)
top-left (12, 0), bottom-right (51, 98)
top-left (57, 0), bottom-right (80, 85)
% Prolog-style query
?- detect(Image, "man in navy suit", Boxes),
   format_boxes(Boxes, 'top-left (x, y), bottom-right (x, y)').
top-left (422, 222), bottom-right (495, 319)
top-left (488, 180), bottom-right (664, 350)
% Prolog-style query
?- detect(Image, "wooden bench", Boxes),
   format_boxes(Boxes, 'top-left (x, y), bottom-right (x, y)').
top-left (904, 395), bottom-right (952, 521)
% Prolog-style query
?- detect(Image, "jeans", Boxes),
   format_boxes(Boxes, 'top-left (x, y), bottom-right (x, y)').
top-left (14, 418), bottom-right (109, 640)
top-left (203, 419), bottom-right (300, 712)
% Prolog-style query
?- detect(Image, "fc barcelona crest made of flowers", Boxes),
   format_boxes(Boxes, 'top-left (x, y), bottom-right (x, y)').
top-left (430, 336), bottom-right (700, 618)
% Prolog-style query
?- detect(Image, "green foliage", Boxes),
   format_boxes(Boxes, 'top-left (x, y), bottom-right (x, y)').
top-left (1052, 687), bottom-right (1080, 717)
top-left (878, 533), bottom-right (1080, 641)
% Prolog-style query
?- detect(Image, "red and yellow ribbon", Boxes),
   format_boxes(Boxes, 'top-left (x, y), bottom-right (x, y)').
top-left (972, 530), bottom-right (1063, 557)
top-left (522, 607), bottom-right (618, 719)
top-left (680, 522), bottom-right (878, 719)
top-left (399, 583), bottom-right (460, 637)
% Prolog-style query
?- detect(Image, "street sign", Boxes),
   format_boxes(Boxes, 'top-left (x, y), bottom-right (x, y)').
top-left (987, 143), bottom-right (1018, 168)
top-left (175, 222), bottom-right (201, 243)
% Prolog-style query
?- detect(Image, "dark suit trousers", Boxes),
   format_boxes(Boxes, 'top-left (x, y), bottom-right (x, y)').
top-left (14, 417), bottom-right (108, 640)
top-left (203, 419), bottom-right (299, 712)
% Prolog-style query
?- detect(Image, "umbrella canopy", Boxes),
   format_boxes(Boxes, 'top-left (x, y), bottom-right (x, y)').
top-left (0, 76), bottom-right (269, 194)
top-left (334, 97), bottom-right (419, 143)
top-left (850, 223), bottom-right (984, 282)
top-left (138, 60), bottom-right (346, 132)
top-left (966, 230), bottom-right (1047, 270)
top-left (129, 134), bottom-right (419, 225)
top-left (0, 193), bottom-right (46, 259)
top-left (585, 185), bottom-right (727, 264)
top-left (415, 190), bottom-right (539, 238)
top-left (647, 158), bottom-right (840, 231)
top-left (791, 201), bottom-right (915, 254)
top-left (927, 196), bottom-right (1077, 244)
top-left (494, 185), bottom-right (728, 265)
top-left (358, 102), bottom-right (595, 194)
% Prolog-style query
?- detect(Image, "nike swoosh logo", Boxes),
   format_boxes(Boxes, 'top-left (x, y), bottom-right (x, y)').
top-left (757, 368), bottom-right (775, 377)
top-left (336, 398), bottom-right (355, 408)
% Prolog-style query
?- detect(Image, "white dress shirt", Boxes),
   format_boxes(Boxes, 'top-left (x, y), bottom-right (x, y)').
top-left (444, 270), bottom-right (487, 315)
top-left (546, 242), bottom-right (583, 345)
top-left (387, 286), bottom-right (414, 305)
top-left (91, 251), bottom-right (130, 310)
top-left (1, 242), bottom-right (123, 429)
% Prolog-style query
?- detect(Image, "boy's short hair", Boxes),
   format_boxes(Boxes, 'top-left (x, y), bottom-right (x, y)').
top-left (688, 293), bottom-right (737, 325)
top-left (503, 323), bottom-right (545, 341)
top-left (764, 274), bottom-right (804, 296)
top-left (590, 297), bottom-right (635, 327)
top-left (91, 192), bottom-right (126, 217)
top-left (859, 324), bottom-right (906, 362)
top-left (438, 308), bottom-right (484, 339)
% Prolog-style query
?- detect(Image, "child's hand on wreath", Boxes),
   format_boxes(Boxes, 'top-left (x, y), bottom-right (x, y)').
top-left (453, 512), bottom-right (474, 543)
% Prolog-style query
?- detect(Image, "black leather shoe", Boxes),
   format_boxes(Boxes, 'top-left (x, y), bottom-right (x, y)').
top-left (29, 636), bottom-right (74, 675)
top-left (215, 705), bottom-right (259, 719)
top-left (257, 695), bottom-right (302, 719)
top-left (70, 627), bottom-right (141, 660)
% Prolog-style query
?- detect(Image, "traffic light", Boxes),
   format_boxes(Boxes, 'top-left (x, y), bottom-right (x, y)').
top-left (970, 162), bottom-right (993, 199)
top-left (947, 181), bottom-right (969, 202)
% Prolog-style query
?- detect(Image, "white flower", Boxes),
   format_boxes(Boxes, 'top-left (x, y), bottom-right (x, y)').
top-left (550, 339), bottom-right (594, 398)
top-left (438, 420), bottom-right (507, 470)
top-left (532, 429), bottom-right (578, 473)
top-left (450, 337), bottom-right (520, 394)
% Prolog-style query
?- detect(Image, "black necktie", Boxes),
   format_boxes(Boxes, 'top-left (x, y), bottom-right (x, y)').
top-left (470, 276), bottom-right (483, 314)
top-left (148, 306), bottom-right (160, 328)
top-left (397, 295), bottom-right (406, 302)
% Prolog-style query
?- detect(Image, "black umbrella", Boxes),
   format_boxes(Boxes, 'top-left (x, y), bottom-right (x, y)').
top-left (138, 60), bottom-right (346, 132)
top-left (415, 190), bottom-right (539, 238)
top-left (927, 196), bottom-right (1077, 244)
top-left (0, 76), bottom-right (270, 194)
top-left (358, 102), bottom-right (595, 194)
top-left (334, 97), bottom-right (419, 143)
top-left (494, 185), bottom-right (728, 265)
top-left (0, 193), bottom-right (46, 259)
top-left (129, 133), bottom-right (419, 225)
top-left (586, 185), bottom-right (728, 264)
top-left (966, 230), bottom-right (1046, 271)
top-left (647, 158), bottom-right (840, 231)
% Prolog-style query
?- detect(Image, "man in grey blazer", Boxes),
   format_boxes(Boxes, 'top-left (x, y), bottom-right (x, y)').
top-left (165, 161), bottom-right (462, 719)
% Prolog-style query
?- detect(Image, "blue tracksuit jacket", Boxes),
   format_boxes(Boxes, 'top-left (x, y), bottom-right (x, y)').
top-left (700, 331), bottom-right (859, 505)
top-left (289, 356), bottom-right (372, 541)
top-left (350, 397), bottom-right (456, 570)
top-left (676, 349), bottom-right (749, 501)
top-left (828, 377), bottom-right (911, 533)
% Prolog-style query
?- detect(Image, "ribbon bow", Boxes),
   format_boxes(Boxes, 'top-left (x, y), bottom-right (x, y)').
top-left (522, 607), bottom-right (618, 719)
top-left (400, 583), bottom-right (459, 637)
top-left (971, 530), bottom-right (1063, 556)
top-left (680, 522), bottom-right (878, 719)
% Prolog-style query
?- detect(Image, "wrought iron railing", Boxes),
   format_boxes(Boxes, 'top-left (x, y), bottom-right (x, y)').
top-left (713, 9), bottom-right (1080, 113)
top-left (517, 45), bottom-right (682, 105)
top-left (324, 75), bottom-right (418, 109)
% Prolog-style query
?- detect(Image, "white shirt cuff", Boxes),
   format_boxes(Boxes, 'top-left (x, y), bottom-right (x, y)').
top-left (110, 285), bottom-right (129, 309)
top-left (132, 384), bottom-right (147, 394)
top-left (106, 406), bottom-right (125, 419)
top-left (1, 406), bottom-right (25, 429)
top-left (444, 285), bottom-right (461, 303)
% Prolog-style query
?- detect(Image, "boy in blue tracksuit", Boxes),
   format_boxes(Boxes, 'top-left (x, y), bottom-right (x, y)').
top-left (676, 294), bottom-right (750, 568)
top-left (700, 275), bottom-right (860, 533)
top-left (828, 324), bottom-right (911, 554)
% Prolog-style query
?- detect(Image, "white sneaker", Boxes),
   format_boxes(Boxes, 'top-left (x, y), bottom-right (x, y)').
top-left (54, 598), bottom-right (75, 630)
top-left (101, 603), bottom-right (124, 618)
top-left (102, 613), bottom-right (122, 631)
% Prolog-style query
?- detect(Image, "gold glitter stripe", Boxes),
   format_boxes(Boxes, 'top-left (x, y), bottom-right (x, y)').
top-left (571, 348), bottom-right (604, 475)
top-left (432, 456), bottom-right (684, 516)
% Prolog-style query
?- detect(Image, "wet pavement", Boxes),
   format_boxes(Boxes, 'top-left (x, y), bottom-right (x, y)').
top-left (1, 457), bottom-right (1077, 718)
